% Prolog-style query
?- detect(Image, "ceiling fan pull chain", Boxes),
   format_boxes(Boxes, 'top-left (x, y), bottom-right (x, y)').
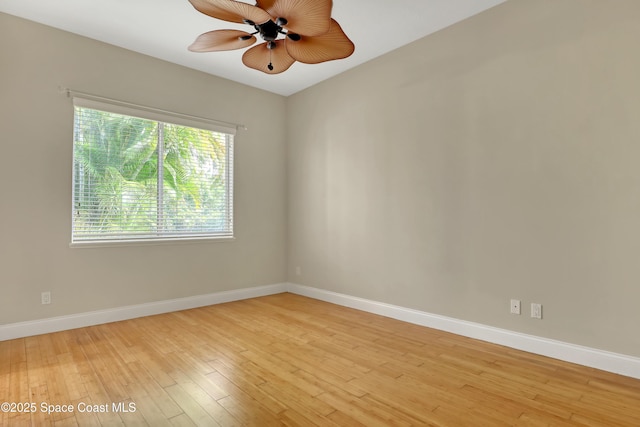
top-left (266, 40), bottom-right (275, 71)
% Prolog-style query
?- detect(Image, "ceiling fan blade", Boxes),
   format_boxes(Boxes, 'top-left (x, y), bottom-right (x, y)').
top-left (256, 0), bottom-right (332, 37)
top-left (189, 30), bottom-right (257, 52)
top-left (189, 0), bottom-right (272, 25)
top-left (285, 19), bottom-right (354, 64)
top-left (242, 41), bottom-right (296, 74)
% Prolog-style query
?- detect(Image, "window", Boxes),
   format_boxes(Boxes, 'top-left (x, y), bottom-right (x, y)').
top-left (71, 97), bottom-right (234, 244)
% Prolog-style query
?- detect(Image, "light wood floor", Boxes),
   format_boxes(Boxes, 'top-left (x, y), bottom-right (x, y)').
top-left (1, 293), bottom-right (639, 426)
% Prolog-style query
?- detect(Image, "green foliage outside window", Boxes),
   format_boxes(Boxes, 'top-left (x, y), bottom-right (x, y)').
top-left (72, 107), bottom-right (233, 242)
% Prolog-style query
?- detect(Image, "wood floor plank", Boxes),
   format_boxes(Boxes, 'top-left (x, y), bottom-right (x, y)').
top-left (172, 379), bottom-right (240, 427)
top-left (68, 398), bottom-right (103, 427)
top-left (209, 359), bottom-right (287, 415)
top-left (132, 393), bottom-right (174, 427)
top-left (273, 349), bottom-right (370, 397)
top-left (316, 389), bottom-right (400, 427)
top-left (168, 413), bottom-right (197, 427)
top-left (164, 383), bottom-right (221, 427)
top-left (9, 339), bottom-right (33, 426)
top-left (258, 381), bottom-right (339, 425)
top-left (207, 360), bottom-right (289, 419)
top-left (216, 393), bottom-right (282, 426)
top-left (24, 336), bottom-right (54, 426)
top-left (125, 360), bottom-right (183, 420)
top-left (1, 292), bottom-right (639, 426)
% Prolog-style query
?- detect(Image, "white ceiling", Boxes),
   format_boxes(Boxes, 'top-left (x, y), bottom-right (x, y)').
top-left (0, 0), bottom-right (507, 96)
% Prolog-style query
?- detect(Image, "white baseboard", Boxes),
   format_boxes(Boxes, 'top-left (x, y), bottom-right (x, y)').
top-left (286, 283), bottom-right (640, 380)
top-left (3, 281), bottom-right (639, 380)
top-left (0, 283), bottom-right (287, 342)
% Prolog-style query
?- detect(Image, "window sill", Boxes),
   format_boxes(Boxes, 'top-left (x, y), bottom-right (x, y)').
top-left (69, 236), bottom-right (235, 249)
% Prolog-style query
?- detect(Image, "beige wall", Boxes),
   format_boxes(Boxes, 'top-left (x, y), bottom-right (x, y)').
top-left (287, 0), bottom-right (640, 357)
top-left (0, 13), bottom-right (287, 324)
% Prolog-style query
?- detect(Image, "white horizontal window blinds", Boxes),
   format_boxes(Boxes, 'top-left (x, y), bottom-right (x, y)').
top-left (72, 97), bottom-right (234, 243)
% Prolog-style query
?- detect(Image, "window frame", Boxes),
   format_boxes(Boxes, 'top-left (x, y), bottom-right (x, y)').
top-left (70, 96), bottom-right (236, 247)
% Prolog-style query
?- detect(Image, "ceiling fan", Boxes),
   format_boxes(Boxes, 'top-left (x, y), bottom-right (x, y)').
top-left (187, 0), bottom-right (355, 74)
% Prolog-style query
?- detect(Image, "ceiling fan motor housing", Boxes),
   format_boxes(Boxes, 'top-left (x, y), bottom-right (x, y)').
top-left (257, 19), bottom-right (282, 42)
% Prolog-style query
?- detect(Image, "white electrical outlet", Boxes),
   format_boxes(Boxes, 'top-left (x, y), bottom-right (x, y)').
top-left (510, 299), bottom-right (521, 315)
top-left (531, 303), bottom-right (542, 319)
top-left (41, 291), bottom-right (51, 305)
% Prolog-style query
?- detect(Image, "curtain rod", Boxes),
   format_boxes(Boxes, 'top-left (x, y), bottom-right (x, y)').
top-left (58, 86), bottom-right (247, 131)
